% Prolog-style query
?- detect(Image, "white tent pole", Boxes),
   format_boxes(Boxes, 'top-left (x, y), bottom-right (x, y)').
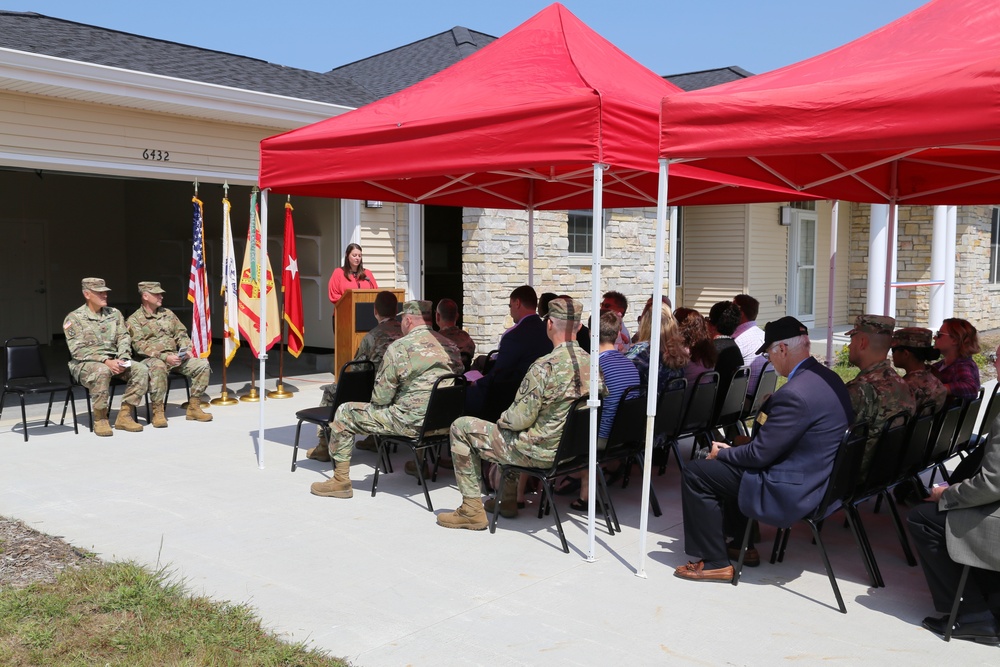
top-left (945, 205), bottom-right (957, 318)
top-left (929, 206), bottom-right (947, 330)
top-left (585, 163), bottom-right (605, 562)
top-left (825, 201), bottom-right (838, 366)
top-left (667, 205), bottom-right (677, 308)
top-left (636, 158), bottom-right (669, 578)
top-left (882, 163), bottom-right (899, 317)
top-left (528, 180), bottom-right (535, 285)
top-left (258, 188), bottom-right (269, 469)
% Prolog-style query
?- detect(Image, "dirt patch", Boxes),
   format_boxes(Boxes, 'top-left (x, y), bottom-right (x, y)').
top-left (0, 516), bottom-right (95, 589)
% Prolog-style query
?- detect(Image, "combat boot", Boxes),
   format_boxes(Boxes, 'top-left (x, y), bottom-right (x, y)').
top-left (310, 460), bottom-right (353, 498)
top-left (93, 408), bottom-right (113, 437)
top-left (306, 431), bottom-right (332, 462)
top-left (151, 402), bottom-right (168, 428)
top-left (114, 404), bottom-right (144, 432)
top-left (186, 397), bottom-right (213, 422)
top-left (484, 475), bottom-right (519, 518)
top-left (436, 497), bottom-right (489, 530)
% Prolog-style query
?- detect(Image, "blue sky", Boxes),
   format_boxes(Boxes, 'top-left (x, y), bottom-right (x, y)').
top-left (12, 1), bottom-right (928, 76)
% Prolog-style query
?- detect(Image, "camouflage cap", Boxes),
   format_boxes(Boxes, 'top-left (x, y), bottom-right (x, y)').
top-left (847, 314), bottom-right (896, 337)
top-left (400, 300), bottom-right (432, 318)
top-left (755, 316), bottom-right (809, 354)
top-left (138, 281), bottom-right (166, 294)
top-left (81, 277), bottom-right (110, 292)
top-left (547, 297), bottom-right (583, 322)
top-left (892, 326), bottom-right (933, 349)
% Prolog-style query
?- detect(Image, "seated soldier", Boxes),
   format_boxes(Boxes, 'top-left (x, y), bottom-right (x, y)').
top-left (438, 297), bottom-right (593, 530)
top-left (306, 290), bottom-right (401, 461)
top-left (309, 300), bottom-right (463, 498)
top-left (435, 298), bottom-right (475, 371)
top-left (65, 277), bottom-right (149, 437)
top-left (126, 281), bottom-right (212, 427)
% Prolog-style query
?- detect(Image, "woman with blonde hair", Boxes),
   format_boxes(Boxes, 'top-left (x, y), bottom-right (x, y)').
top-left (932, 317), bottom-right (981, 400)
top-left (625, 301), bottom-right (689, 395)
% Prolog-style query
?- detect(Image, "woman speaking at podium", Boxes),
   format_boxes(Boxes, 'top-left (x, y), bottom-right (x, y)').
top-left (329, 243), bottom-right (378, 335)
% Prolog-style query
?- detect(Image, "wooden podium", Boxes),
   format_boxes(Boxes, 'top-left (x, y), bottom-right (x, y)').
top-left (334, 288), bottom-right (405, 381)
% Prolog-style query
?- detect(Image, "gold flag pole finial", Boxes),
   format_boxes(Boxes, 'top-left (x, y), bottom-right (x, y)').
top-left (193, 177), bottom-right (199, 197)
top-left (223, 180), bottom-right (229, 198)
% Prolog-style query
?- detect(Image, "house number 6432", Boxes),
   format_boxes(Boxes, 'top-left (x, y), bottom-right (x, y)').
top-left (142, 149), bottom-right (170, 161)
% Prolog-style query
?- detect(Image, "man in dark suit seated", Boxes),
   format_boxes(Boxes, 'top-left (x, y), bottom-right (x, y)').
top-left (907, 346), bottom-right (1000, 645)
top-left (674, 316), bottom-right (853, 582)
top-left (465, 285), bottom-right (553, 422)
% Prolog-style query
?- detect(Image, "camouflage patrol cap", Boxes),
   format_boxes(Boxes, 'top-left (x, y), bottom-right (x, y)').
top-left (400, 300), bottom-right (432, 318)
top-left (81, 277), bottom-right (110, 292)
top-left (547, 297), bottom-right (583, 322)
top-left (892, 327), bottom-right (933, 349)
top-left (847, 314), bottom-right (896, 337)
top-left (138, 281), bottom-right (166, 294)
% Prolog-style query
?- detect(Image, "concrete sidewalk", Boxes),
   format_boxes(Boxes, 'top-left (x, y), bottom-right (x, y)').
top-left (2, 371), bottom-right (997, 665)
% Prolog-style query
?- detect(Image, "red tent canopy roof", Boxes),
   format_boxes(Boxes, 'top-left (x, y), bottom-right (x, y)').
top-left (659, 0), bottom-right (1000, 204)
top-left (260, 3), bottom-right (813, 209)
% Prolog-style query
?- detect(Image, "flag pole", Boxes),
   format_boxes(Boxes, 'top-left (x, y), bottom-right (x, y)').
top-left (267, 315), bottom-right (292, 398)
top-left (213, 182), bottom-right (239, 406)
top-left (241, 362), bottom-right (260, 402)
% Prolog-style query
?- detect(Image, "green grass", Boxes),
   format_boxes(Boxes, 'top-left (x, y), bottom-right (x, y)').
top-left (0, 562), bottom-right (348, 666)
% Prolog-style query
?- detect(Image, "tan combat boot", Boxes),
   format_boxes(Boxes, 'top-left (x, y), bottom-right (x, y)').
top-left (310, 460), bottom-right (353, 498)
top-left (185, 397), bottom-right (213, 422)
top-left (437, 497), bottom-right (489, 530)
top-left (93, 408), bottom-right (113, 437)
top-left (306, 431), bottom-right (332, 462)
top-left (484, 474), bottom-right (519, 518)
top-left (114, 404), bottom-right (144, 432)
top-left (151, 402), bottom-right (168, 428)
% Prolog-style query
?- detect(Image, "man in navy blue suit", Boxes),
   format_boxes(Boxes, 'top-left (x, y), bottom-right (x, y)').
top-left (675, 316), bottom-right (854, 583)
top-left (465, 285), bottom-right (553, 422)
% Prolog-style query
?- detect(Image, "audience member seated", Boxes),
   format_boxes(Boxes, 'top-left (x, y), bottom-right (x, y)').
top-left (891, 327), bottom-right (948, 412)
top-left (907, 409), bottom-right (1000, 645)
top-left (733, 294), bottom-right (767, 396)
top-left (600, 290), bottom-right (631, 352)
top-left (625, 302), bottom-right (688, 397)
top-left (465, 285), bottom-right (553, 422)
top-left (674, 317), bottom-right (853, 583)
top-left (438, 298), bottom-right (593, 529)
top-left (537, 292), bottom-right (557, 318)
top-left (845, 315), bottom-right (916, 479)
top-left (307, 290), bottom-right (402, 460)
top-left (435, 298), bottom-right (475, 371)
top-left (707, 300), bottom-right (746, 407)
top-left (633, 295), bottom-right (672, 344)
top-left (674, 308), bottom-right (717, 389)
top-left (932, 318), bottom-right (981, 401)
top-left (308, 301), bottom-right (463, 499)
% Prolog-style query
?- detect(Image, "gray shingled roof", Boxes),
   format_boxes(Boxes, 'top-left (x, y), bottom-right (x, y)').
top-left (665, 66), bottom-right (755, 92)
top-left (0, 11), bottom-right (377, 107)
top-left (328, 27), bottom-right (497, 99)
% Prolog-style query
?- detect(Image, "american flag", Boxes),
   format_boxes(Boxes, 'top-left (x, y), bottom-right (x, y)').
top-left (188, 196), bottom-right (212, 358)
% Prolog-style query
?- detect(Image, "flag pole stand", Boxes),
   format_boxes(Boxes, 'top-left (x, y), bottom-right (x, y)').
top-left (267, 318), bottom-right (292, 399)
top-left (241, 361), bottom-right (261, 402)
top-left (212, 359), bottom-right (239, 406)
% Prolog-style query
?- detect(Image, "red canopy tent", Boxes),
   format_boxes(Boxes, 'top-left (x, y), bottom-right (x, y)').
top-left (258, 3), bottom-right (812, 568)
top-left (658, 0), bottom-right (1000, 317)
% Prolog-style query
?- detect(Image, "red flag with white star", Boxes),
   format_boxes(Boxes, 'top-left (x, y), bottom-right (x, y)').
top-left (282, 202), bottom-right (304, 358)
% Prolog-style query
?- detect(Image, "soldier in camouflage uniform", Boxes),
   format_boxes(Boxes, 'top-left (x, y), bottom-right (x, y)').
top-left (126, 281), bottom-right (212, 428)
top-left (64, 277), bottom-right (149, 437)
top-left (438, 297), bottom-right (595, 531)
top-left (306, 291), bottom-right (402, 461)
top-left (845, 314), bottom-right (916, 479)
top-left (891, 327), bottom-right (948, 413)
top-left (309, 300), bottom-right (464, 498)
top-left (435, 298), bottom-right (475, 371)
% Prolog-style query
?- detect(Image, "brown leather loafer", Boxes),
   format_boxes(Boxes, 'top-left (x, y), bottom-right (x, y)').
top-left (673, 561), bottom-right (734, 583)
top-left (727, 544), bottom-right (760, 567)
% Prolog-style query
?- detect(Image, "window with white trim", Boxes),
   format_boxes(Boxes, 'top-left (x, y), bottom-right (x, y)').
top-left (990, 208), bottom-right (1000, 284)
top-left (567, 209), bottom-right (610, 255)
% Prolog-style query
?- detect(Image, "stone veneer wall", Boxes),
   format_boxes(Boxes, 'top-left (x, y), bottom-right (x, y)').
top-left (460, 207), bottom-right (667, 351)
top-left (847, 203), bottom-right (1000, 330)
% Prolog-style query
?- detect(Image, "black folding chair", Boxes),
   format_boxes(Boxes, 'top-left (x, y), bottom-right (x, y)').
top-left (59, 347), bottom-right (150, 429)
top-left (667, 371), bottom-right (718, 468)
top-left (371, 373), bottom-right (467, 511)
top-left (290, 360), bottom-right (375, 471)
top-left (713, 365), bottom-right (750, 439)
top-left (740, 362), bottom-right (777, 436)
top-left (972, 382), bottom-right (1000, 446)
top-left (733, 423), bottom-right (870, 614)
top-left (948, 387), bottom-right (985, 459)
top-left (489, 395), bottom-right (612, 553)
top-left (2, 337), bottom-right (78, 441)
top-left (597, 385), bottom-right (647, 532)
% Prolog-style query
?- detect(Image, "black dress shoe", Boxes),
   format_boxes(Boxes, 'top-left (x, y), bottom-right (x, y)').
top-left (921, 615), bottom-right (1000, 645)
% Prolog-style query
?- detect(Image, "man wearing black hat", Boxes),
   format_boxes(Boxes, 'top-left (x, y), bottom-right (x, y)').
top-left (675, 316), bottom-right (853, 583)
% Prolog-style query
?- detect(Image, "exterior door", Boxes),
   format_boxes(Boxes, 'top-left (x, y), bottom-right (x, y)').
top-left (787, 210), bottom-right (817, 324)
top-left (0, 220), bottom-right (50, 343)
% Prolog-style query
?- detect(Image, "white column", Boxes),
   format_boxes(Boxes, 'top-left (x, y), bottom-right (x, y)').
top-left (929, 206), bottom-right (948, 329)
top-left (340, 199), bottom-right (361, 248)
top-left (407, 204), bottom-right (422, 299)
top-left (826, 201), bottom-right (838, 366)
top-left (945, 205), bottom-right (957, 318)
top-left (867, 204), bottom-right (888, 314)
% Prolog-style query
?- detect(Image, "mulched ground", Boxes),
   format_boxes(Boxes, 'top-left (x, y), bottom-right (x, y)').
top-left (0, 517), bottom-right (95, 589)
